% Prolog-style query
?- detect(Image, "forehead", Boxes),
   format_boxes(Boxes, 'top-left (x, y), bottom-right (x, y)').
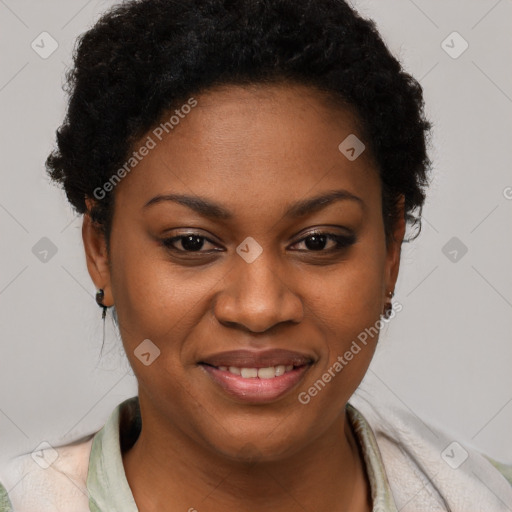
top-left (113, 83), bottom-right (380, 216)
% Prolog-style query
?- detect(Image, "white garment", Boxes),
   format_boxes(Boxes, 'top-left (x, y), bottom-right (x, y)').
top-left (349, 392), bottom-right (512, 511)
top-left (1, 391), bottom-right (511, 512)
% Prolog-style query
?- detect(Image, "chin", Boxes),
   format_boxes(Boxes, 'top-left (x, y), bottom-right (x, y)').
top-left (205, 427), bottom-right (305, 465)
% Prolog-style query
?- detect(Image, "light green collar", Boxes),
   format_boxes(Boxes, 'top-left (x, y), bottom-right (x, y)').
top-left (346, 403), bottom-right (398, 511)
top-left (86, 397), bottom-right (139, 512)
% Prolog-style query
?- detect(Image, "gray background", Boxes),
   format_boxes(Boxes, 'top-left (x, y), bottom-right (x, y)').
top-left (0, 0), bottom-right (511, 468)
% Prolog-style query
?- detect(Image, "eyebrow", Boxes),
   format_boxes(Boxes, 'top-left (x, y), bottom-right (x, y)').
top-left (142, 189), bottom-right (364, 219)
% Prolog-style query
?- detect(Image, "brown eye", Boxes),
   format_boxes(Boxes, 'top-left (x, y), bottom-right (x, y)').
top-left (162, 234), bottom-right (219, 253)
top-left (290, 231), bottom-right (356, 252)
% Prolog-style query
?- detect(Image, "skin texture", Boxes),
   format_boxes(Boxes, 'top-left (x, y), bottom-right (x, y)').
top-left (83, 83), bottom-right (405, 512)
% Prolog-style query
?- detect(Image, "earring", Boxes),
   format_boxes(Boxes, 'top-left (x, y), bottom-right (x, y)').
top-left (382, 290), bottom-right (394, 319)
top-left (95, 288), bottom-right (108, 320)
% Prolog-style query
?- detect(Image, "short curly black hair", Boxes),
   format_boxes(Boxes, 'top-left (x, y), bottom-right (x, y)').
top-left (46, 0), bottom-right (432, 252)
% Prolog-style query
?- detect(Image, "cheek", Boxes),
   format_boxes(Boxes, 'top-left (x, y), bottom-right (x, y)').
top-left (295, 255), bottom-right (386, 429)
top-left (113, 264), bottom-right (187, 338)
top-left (109, 236), bottom-right (223, 369)
top-left (108, 231), bottom-right (174, 343)
top-left (311, 249), bottom-right (386, 329)
top-left (307, 244), bottom-right (387, 370)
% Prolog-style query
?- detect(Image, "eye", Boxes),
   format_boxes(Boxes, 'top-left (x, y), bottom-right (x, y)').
top-left (162, 233), bottom-right (220, 253)
top-left (289, 231), bottom-right (356, 252)
top-left (161, 230), bottom-right (356, 255)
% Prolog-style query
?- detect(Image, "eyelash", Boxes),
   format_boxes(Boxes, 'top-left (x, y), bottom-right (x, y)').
top-left (161, 231), bottom-right (356, 255)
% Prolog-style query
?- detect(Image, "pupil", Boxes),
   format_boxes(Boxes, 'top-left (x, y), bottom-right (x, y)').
top-left (305, 234), bottom-right (327, 251)
top-left (182, 235), bottom-right (204, 251)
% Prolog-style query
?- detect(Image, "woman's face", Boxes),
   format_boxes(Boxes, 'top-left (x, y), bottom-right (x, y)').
top-left (84, 83), bottom-right (404, 461)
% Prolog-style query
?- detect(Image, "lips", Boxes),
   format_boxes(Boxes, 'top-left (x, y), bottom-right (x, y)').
top-left (199, 348), bottom-right (314, 369)
top-left (198, 349), bottom-right (314, 403)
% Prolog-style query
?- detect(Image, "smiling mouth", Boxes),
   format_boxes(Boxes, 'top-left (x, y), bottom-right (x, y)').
top-left (201, 363), bottom-right (299, 379)
top-left (197, 348), bottom-right (315, 401)
top-left (199, 363), bottom-right (312, 403)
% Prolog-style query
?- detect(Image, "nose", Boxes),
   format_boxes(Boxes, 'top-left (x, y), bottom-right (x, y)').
top-left (213, 251), bottom-right (304, 333)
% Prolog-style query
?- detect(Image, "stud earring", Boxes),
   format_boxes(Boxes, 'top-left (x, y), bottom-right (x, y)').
top-left (383, 290), bottom-right (394, 319)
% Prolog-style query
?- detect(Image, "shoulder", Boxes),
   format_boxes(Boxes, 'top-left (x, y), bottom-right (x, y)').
top-left (0, 434), bottom-right (95, 512)
top-left (349, 390), bottom-right (512, 510)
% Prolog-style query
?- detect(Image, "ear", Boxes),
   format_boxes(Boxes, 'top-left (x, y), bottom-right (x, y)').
top-left (82, 198), bottom-right (113, 306)
top-left (384, 195), bottom-right (406, 297)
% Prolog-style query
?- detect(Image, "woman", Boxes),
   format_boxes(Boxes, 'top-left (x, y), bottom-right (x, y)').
top-left (1, 0), bottom-right (511, 510)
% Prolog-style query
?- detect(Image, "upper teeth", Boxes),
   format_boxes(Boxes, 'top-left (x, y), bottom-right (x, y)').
top-left (217, 365), bottom-right (294, 378)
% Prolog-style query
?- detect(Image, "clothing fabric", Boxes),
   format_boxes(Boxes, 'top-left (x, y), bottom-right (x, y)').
top-left (0, 483), bottom-right (12, 512)
top-left (0, 392), bottom-right (511, 511)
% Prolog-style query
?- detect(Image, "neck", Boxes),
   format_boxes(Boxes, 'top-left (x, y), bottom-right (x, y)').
top-left (122, 400), bottom-right (372, 512)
